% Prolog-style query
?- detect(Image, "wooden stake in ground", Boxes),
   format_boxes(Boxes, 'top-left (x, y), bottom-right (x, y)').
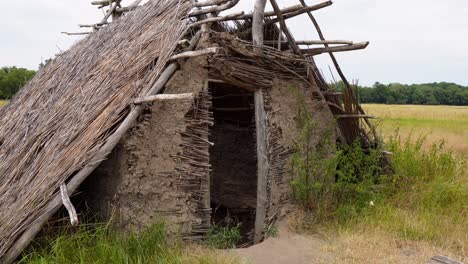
top-left (252, 0), bottom-right (269, 245)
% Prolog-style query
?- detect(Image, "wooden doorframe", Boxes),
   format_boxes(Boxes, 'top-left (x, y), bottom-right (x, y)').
top-left (254, 89), bottom-right (268, 244)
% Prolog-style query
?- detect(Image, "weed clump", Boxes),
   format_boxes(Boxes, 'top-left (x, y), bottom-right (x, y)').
top-left (205, 224), bottom-right (241, 249)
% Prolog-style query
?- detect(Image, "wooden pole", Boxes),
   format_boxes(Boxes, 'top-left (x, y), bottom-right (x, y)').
top-left (269, 0), bottom-right (300, 55)
top-left (254, 90), bottom-right (268, 244)
top-left (252, 0), bottom-right (269, 244)
top-left (169, 47), bottom-right (219, 60)
top-left (301, 42), bottom-right (369, 55)
top-left (299, 0), bottom-right (378, 141)
top-left (252, 0), bottom-right (267, 53)
top-left (133, 93), bottom-right (194, 104)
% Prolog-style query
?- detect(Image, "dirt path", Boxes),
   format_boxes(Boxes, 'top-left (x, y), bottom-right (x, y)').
top-left (233, 227), bottom-right (334, 264)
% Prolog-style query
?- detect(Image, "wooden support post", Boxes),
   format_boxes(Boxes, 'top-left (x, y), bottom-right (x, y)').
top-left (252, 0), bottom-right (267, 53)
top-left (254, 90), bottom-right (268, 244)
top-left (201, 79), bottom-right (211, 227)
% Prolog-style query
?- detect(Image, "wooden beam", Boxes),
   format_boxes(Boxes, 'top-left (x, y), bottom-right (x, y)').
top-left (269, 0), bottom-right (301, 55)
top-left (252, 0), bottom-right (267, 54)
top-left (301, 42), bottom-right (369, 55)
top-left (241, 1), bottom-right (332, 34)
top-left (115, 0), bottom-right (142, 14)
top-left (254, 90), bottom-right (268, 244)
top-left (169, 47), bottom-right (219, 60)
top-left (265, 1), bottom-right (332, 25)
top-left (193, 0), bottom-right (229, 7)
top-left (298, 0), bottom-right (378, 142)
top-left (91, 0), bottom-right (118, 6)
top-left (61, 32), bottom-right (90, 36)
top-left (133, 93), bottom-right (194, 104)
top-left (191, 12), bottom-right (244, 27)
top-left (264, 40), bottom-right (354, 45)
top-left (189, 0), bottom-right (239, 16)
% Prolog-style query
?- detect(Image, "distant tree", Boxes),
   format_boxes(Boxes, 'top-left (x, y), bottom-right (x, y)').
top-left (0, 67), bottom-right (36, 99)
top-left (353, 81), bottom-right (466, 106)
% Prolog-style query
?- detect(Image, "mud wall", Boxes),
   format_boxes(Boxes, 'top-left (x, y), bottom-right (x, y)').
top-left (263, 79), bottom-right (336, 224)
top-left (83, 56), bottom-right (210, 235)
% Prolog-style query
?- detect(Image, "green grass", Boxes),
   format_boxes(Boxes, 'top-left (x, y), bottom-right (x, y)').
top-left (19, 223), bottom-right (241, 264)
top-left (332, 136), bottom-right (467, 256)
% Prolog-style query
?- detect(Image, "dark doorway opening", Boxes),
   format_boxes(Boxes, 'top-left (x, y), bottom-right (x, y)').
top-left (209, 82), bottom-right (257, 245)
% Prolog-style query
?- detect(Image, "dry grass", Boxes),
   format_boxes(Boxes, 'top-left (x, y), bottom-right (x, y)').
top-left (363, 104), bottom-right (468, 156)
top-left (321, 228), bottom-right (466, 264)
top-left (0, 100), bottom-right (7, 107)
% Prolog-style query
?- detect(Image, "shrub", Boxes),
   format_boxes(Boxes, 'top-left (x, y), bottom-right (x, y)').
top-left (205, 224), bottom-right (241, 249)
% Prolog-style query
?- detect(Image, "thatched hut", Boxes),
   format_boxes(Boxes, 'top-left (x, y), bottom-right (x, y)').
top-left (0, 0), bottom-right (374, 262)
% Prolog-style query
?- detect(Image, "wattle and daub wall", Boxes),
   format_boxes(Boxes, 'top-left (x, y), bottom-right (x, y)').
top-left (83, 35), bottom-right (335, 240)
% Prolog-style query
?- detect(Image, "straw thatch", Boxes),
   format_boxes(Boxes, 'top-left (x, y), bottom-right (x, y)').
top-left (0, 0), bottom-right (192, 256)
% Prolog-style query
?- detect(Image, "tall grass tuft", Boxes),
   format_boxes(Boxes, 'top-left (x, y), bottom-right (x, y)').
top-left (339, 135), bottom-right (466, 255)
top-left (19, 222), bottom-right (185, 264)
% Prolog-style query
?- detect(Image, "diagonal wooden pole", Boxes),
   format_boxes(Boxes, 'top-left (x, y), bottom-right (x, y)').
top-left (298, 0), bottom-right (377, 142)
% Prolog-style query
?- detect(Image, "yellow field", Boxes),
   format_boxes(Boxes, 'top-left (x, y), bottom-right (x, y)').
top-left (0, 100), bottom-right (7, 107)
top-left (363, 104), bottom-right (468, 157)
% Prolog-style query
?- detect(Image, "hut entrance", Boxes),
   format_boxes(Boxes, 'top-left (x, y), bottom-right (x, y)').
top-left (209, 82), bottom-right (257, 244)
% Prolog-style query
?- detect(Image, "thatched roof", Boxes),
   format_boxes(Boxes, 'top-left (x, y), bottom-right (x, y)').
top-left (0, 0), bottom-right (374, 261)
top-left (0, 0), bottom-right (192, 259)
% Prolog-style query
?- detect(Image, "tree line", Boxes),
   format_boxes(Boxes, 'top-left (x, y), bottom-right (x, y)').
top-left (356, 82), bottom-right (468, 106)
top-left (0, 67), bottom-right (36, 99)
top-left (1, 65), bottom-right (467, 106)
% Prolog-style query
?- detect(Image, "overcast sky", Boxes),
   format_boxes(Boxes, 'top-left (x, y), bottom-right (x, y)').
top-left (1, 0), bottom-right (467, 86)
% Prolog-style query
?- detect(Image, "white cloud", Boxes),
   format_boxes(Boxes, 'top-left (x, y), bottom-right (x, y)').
top-left (0, 0), bottom-right (466, 86)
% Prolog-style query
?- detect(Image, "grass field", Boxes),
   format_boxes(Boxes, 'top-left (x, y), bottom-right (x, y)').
top-left (0, 100), bottom-right (7, 107)
top-left (363, 104), bottom-right (468, 157)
